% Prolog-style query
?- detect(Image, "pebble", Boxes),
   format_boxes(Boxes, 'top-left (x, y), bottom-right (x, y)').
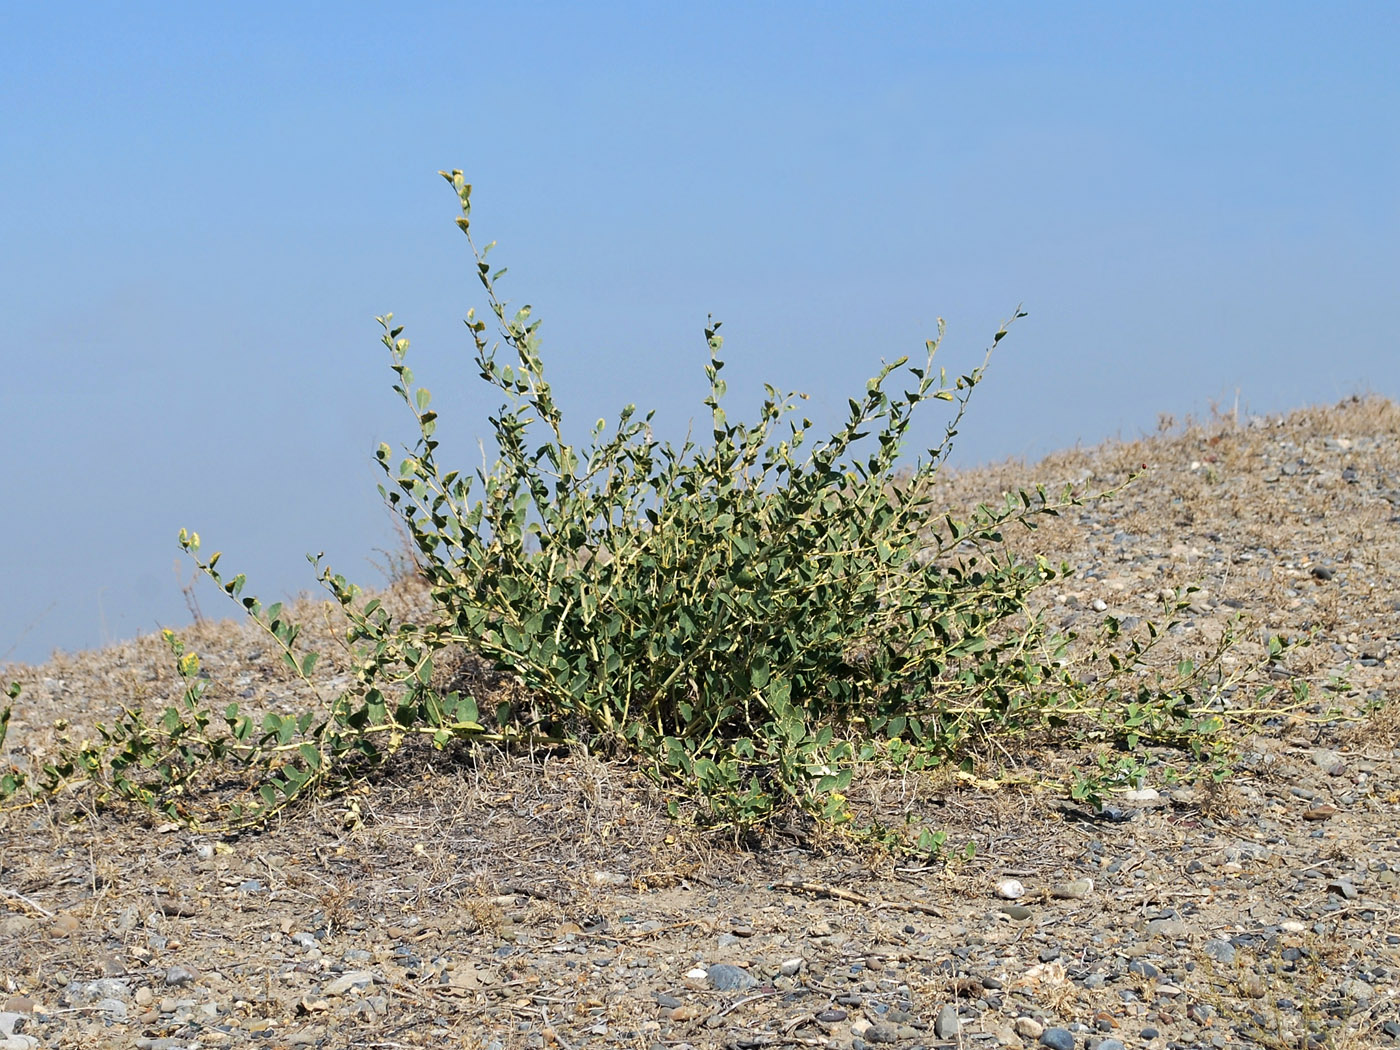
top-left (707, 963), bottom-right (758, 990)
top-left (935, 1003), bottom-right (960, 1037)
top-left (163, 964), bottom-right (199, 987)
top-left (865, 1021), bottom-right (899, 1044)
top-left (324, 971), bottom-right (376, 996)
top-left (1016, 1017), bottom-right (1045, 1039)
top-left (1329, 879), bottom-right (1359, 900)
top-left (1202, 939), bottom-right (1236, 964)
top-left (1050, 877), bottom-right (1094, 900)
top-left (1040, 1026), bottom-right (1076, 1050)
top-left (995, 878), bottom-right (1025, 899)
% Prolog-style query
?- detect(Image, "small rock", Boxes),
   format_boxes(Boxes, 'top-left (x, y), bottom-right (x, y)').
top-left (1328, 879), bottom-right (1359, 900)
top-left (1302, 804), bottom-right (1338, 821)
top-left (779, 958), bottom-right (804, 977)
top-left (1238, 974), bottom-right (1266, 998)
top-left (99, 996), bottom-right (131, 1021)
top-left (1341, 977), bottom-right (1374, 1001)
top-left (69, 978), bottom-right (131, 1003)
top-left (1050, 877), bottom-right (1094, 900)
top-left (935, 1003), bottom-right (960, 1038)
top-left (996, 904), bottom-right (1033, 921)
top-left (1015, 1017), bottom-right (1045, 1040)
top-left (1128, 959), bottom-right (1160, 979)
top-left (1121, 787), bottom-right (1160, 801)
top-left (1144, 917), bottom-right (1188, 938)
top-left (707, 963), bottom-right (757, 991)
top-left (995, 879), bottom-right (1025, 899)
top-left (815, 1009), bottom-right (848, 1023)
top-left (1202, 939), bottom-right (1236, 964)
top-left (164, 964), bottom-right (199, 987)
top-left (865, 1021), bottom-right (899, 1044)
top-left (1040, 1027), bottom-right (1076, 1050)
top-left (324, 971), bottom-right (376, 997)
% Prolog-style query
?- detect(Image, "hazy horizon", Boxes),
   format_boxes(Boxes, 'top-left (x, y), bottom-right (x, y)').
top-left (3, 3), bottom-right (1396, 668)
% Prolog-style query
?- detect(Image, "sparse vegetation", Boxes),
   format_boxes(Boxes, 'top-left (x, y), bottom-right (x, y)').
top-left (0, 172), bottom-right (1310, 844)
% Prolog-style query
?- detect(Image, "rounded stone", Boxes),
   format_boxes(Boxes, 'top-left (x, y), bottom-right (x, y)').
top-left (707, 963), bottom-right (758, 991)
top-left (935, 1003), bottom-right (960, 1038)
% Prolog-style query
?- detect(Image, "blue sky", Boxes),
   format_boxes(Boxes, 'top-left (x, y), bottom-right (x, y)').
top-left (2, 2), bottom-right (1396, 666)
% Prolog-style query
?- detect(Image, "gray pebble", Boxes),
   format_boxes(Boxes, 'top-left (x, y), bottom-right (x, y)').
top-left (1040, 1027), bottom-right (1076, 1050)
top-left (1340, 977), bottom-right (1374, 1001)
top-left (68, 978), bottom-right (131, 1003)
top-left (935, 1003), bottom-right (959, 1038)
top-left (324, 971), bottom-right (376, 996)
top-left (707, 963), bottom-right (758, 990)
top-left (1050, 878), bottom-right (1093, 899)
top-left (1202, 939), bottom-right (1236, 964)
top-left (163, 965), bottom-right (198, 988)
top-left (1128, 958), bottom-right (1159, 979)
top-left (1329, 879), bottom-right (1358, 900)
top-left (94, 997), bottom-right (128, 1021)
top-left (865, 1021), bottom-right (899, 1044)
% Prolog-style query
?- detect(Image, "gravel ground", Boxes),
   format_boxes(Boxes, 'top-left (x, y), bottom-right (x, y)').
top-left (2, 395), bottom-right (1398, 1050)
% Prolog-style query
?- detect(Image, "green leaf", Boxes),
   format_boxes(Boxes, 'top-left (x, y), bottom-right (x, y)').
top-left (298, 743), bottom-right (323, 770)
top-left (750, 656), bottom-right (770, 690)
